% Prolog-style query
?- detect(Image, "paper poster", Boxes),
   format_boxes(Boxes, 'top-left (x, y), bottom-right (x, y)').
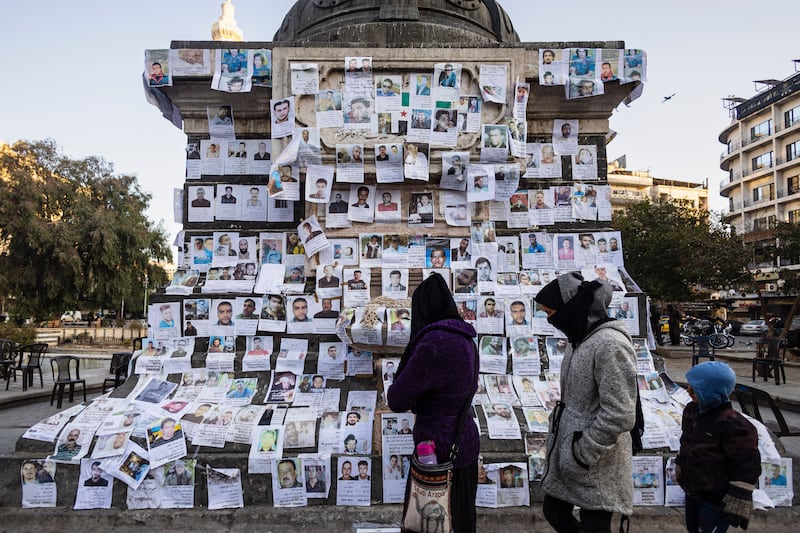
top-left (101, 441), bottom-right (150, 490)
top-left (207, 105), bottom-right (235, 141)
top-left (539, 48), bottom-right (567, 86)
top-left (23, 405), bottom-right (84, 443)
top-left (213, 48), bottom-right (252, 93)
top-left (573, 145), bottom-right (598, 180)
top-left (510, 337), bottom-right (541, 377)
top-left (20, 459), bottom-right (57, 508)
top-left (49, 423), bottom-right (92, 464)
top-left (552, 119), bottom-right (578, 156)
top-left (291, 62), bottom-right (319, 95)
top-left (664, 456), bottom-right (685, 507)
top-left (493, 462), bottom-right (530, 507)
top-left (336, 456), bottom-right (371, 506)
top-left (347, 185), bottom-right (375, 223)
top-left (480, 125), bottom-right (509, 163)
top-left (632, 456), bottom-right (665, 506)
top-left (316, 89), bottom-right (344, 129)
top-left (482, 402), bottom-right (521, 439)
top-left (170, 48), bottom-right (211, 77)
top-left (145, 49), bottom-right (172, 87)
top-left (272, 458), bottom-right (308, 507)
top-left (74, 458), bottom-right (113, 509)
top-left (479, 64), bottom-right (507, 103)
top-left (374, 142), bottom-right (404, 183)
top-left (271, 97), bottom-right (296, 139)
top-left (403, 142), bottom-right (430, 181)
top-left (342, 91), bottom-right (375, 130)
top-left (206, 466), bottom-right (244, 510)
top-left (301, 455), bottom-right (331, 499)
top-left (145, 416), bottom-right (187, 468)
top-left (408, 191), bottom-right (434, 228)
top-left (298, 215), bottom-right (329, 257)
top-left (760, 458), bottom-right (793, 506)
top-left (248, 426), bottom-right (284, 474)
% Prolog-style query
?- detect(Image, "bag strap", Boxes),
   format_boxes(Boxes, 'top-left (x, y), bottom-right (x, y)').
top-left (448, 342), bottom-right (479, 462)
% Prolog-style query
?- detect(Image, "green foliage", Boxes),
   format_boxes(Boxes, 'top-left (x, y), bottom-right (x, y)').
top-left (0, 323), bottom-right (37, 346)
top-left (613, 199), bottom-right (747, 302)
top-left (0, 140), bottom-right (171, 322)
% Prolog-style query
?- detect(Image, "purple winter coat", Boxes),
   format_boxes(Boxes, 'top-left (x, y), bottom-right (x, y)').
top-left (387, 318), bottom-right (479, 468)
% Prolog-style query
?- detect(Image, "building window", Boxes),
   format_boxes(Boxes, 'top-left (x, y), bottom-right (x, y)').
top-left (753, 215), bottom-right (776, 230)
top-left (787, 140), bottom-right (800, 162)
top-left (788, 175), bottom-right (800, 195)
top-left (753, 184), bottom-right (773, 202)
top-left (752, 151), bottom-right (773, 171)
top-left (750, 119), bottom-right (772, 140)
top-left (789, 209), bottom-right (800, 223)
top-left (786, 105), bottom-right (800, 129)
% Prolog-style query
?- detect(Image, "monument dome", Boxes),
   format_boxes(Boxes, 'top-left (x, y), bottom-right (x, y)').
top-left (273, 0), bottom-right (519, 46)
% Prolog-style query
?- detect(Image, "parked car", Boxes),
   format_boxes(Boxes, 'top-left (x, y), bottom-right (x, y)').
top-left (60, 311), bottom-right (83, 323)
top-left (740, 319), bottom-right (768, 336)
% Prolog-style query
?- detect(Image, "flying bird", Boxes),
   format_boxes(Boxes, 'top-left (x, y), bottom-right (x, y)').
top-left (661, 93), bottom-right (676, 103)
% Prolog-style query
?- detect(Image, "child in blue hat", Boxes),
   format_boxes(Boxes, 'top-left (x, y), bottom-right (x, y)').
top-left (677, 361), bottom-right (760, 531)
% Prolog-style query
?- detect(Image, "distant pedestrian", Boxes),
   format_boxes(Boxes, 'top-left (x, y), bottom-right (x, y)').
top-left (649, 300), bottom-right (663, 346)
top-left (667, 304), bottom-right (681, 346)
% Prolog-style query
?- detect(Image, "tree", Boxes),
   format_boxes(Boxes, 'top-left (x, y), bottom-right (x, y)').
top-left (741, 222), bottom-right (800, 339)
top-left (0, 140), bottom-right (171, 322)
top-left (613, 199), bottom-right (747, 302)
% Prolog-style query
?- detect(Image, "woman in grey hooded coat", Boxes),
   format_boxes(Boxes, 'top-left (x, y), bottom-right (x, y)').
top-left (534, 272), bottom-right (637, 532)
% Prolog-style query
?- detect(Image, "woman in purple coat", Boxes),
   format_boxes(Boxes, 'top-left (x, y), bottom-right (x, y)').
top-left (388, 272), bottom-right (479, 532)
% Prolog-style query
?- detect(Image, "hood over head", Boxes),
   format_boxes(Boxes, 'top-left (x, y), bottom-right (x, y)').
top-left (535, 271), bottom-right (613, 347)
top-left (685, 361), bottom-right (736, 412)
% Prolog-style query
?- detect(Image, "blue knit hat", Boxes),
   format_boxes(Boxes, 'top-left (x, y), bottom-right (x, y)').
top-left (685, 361), bottom-right (736, 412)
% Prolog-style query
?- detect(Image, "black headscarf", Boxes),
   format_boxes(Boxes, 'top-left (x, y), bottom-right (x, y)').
top-left (535, 272), bottom-right (611, 348)
top-left (396, 272), bottom-right (461, 377)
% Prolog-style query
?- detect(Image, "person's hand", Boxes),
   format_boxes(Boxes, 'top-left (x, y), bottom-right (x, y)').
top-left (721, 482), bottom-right (753, 529)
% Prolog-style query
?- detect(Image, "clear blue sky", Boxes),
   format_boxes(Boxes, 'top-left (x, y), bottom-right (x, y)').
top-left (1, 0), bottom-right (797, 251)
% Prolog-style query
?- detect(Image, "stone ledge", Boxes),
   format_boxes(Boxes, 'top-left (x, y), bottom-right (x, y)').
top-left (0, 503), bottom-right (797, 532)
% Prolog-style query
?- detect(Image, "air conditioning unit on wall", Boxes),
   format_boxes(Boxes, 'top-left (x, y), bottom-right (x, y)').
top-left (766, 283), bottom-right (778, 292)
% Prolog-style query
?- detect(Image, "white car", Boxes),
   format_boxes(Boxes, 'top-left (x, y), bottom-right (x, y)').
top-left (740, 319), bottom-right (768, 336)
top-left (60, 311), bottom-right (83, 323)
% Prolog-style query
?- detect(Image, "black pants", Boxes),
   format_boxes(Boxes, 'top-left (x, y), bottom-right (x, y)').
top-left (450, 460), bottom-right (478, 533)
top-left (669, 323), bottom-right (680, 345)
top-left (543, 494), bottom-right (613, 533)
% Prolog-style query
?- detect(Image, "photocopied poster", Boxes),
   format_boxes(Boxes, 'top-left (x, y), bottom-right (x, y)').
top-left (290, 63), bottom-right (319, 95)
top-left (20, 459), bottom-right (57, 508)
top-left (760, 457), bottom-right (794, 507)
top-left (335, 456), bottom-right (371, 506)
top-left (145, 49), bottom-right (172, 87)
top-left (74, 458), bottom-right (113, 510)
top-left (206, 466), bottom-right (244, 510)
top-left (272, 458), bottom-right (308, 507)
top-left (479, 64), bottom-right (507, 103)
top-left (632, 455), bottom-right (665, 506)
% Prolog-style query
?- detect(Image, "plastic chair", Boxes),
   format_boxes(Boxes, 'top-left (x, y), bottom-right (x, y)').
top-left (752, 337), bottom-right (787, 385)
top-left (691, 335), bottom-right (715, 366)
top-left (103, 352), bottom-right (132, 392)
top-left (49, 356), bottom-right (86, 408)
top-left (733, 383), bottom-right (800, 437)
top-left (0, 339), bottom-right (16, 380)
top-left (5, 343), bottom-right (47, 391)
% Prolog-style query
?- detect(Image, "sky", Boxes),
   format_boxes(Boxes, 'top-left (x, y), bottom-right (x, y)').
top-left (1, 0), bottom-right (797, 252)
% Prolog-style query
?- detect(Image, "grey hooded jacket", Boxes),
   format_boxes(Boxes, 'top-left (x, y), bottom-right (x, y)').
top-left (541, 278), bottom-right (637, 514)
